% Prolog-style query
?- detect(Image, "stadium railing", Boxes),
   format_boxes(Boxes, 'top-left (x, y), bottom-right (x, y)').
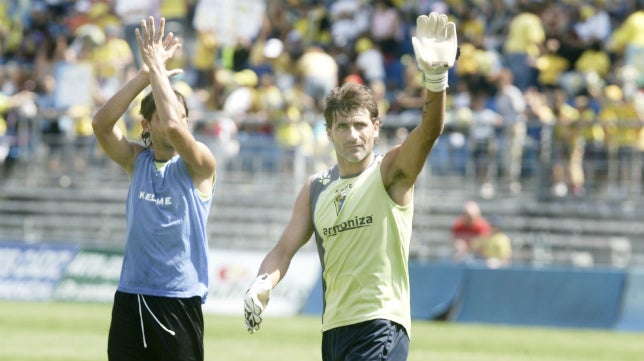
top-left (1, 113), bottom-right (643, 267)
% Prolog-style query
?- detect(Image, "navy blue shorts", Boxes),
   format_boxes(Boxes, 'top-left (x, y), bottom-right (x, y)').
top-left (322, 319), bottom-right (410, 361)
top-left (107, 291), bottom-right (204, 361)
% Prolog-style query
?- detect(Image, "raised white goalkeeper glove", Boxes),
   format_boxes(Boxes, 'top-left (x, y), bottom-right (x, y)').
top-left (411, 12), bottom-right (458, 92)
top-left (244, 273), bottom-right (272, 334)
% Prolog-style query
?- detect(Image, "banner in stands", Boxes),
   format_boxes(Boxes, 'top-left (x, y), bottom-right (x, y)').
top-left (193, 0), bottom-right (265, 47)
top-left (53, 63), bottom-right (94, 108)
top-left (53, 248), bottom-right (123, 302)
top-left (0, 242), bottom-right (78, 301)
top-left (203, 249), bottom-right (321, 316)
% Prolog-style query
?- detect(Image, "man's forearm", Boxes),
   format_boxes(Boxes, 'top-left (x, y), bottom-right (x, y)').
top-left (148, 68), bottom-right (182, 128)
top-left (420, 90), bottom-right (446, 140)
top-left (94, 72), bottom-right (149, 128)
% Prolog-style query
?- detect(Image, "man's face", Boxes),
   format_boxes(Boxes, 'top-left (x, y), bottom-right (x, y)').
top-left (327, 108), bottom-right (380, 164)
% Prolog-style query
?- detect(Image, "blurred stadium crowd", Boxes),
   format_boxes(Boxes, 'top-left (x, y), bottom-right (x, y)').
top-left (0, 0), bottom-right (643, 199)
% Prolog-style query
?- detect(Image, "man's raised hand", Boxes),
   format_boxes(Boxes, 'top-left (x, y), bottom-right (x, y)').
top-left (411, 12), bottom-right (458, 92)
top-left (135, 17), bottom-right (183, 77)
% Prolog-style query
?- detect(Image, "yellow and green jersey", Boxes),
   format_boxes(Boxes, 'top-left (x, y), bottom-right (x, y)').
top-left (310, 155), bottom-right (413, 337)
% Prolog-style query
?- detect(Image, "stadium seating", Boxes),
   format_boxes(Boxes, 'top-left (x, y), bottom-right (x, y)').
top-left (1, 166), bottom-right (643, 267)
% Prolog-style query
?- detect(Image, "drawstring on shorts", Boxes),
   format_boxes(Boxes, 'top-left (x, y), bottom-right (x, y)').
top-left (137, 294), bottom-right (176, 348)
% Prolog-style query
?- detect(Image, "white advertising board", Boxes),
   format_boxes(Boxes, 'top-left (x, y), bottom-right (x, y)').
top-left (204, 249), bottom-right (321, 316)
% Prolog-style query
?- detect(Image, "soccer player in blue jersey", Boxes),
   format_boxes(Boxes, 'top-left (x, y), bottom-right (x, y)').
top-left (244, 12), bottom-right (458, 361)
top-left (92, 17), bottom-right (217, 361)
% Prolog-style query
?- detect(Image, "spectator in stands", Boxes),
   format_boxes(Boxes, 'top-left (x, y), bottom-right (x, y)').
top-left (575, 40), bottom-right (612, 81)
top-left (370, 0), bottom-right (403, 60)
top-left (0, 66), bottom-right (37, 181)
top-left (391, 54), bottom-right (425, 115)
top-left (635, 81), bottom-right (644, 127)
top-left (370, 79), bottom-right (390, 122)
top-left (484, 0), bottom-right (514, 51)
top-left (0, 2), bottom-right (19, 64)
top-left (452, 200), bottom-right (491, 262)
top-left (573, 2), bottom-right (612, 45)
top-left (535, 38), bottom-right (570, 91)
top-left (454, 35), bottom-right (503, 98)
top-left (35, 74), bottom-right (69, 175)
top-left (494, 68), bottom-right (527, 193)
top-left (69, 104), bottom-right (95, 173)
top-left (598, 84), bottom-right (641, 194)
top-left (159, 0), bottom-right (193, 39)
top-left (606, 2), bottom-right (644, 103)
top-left (522, 86), bottom-right (553, 179)
top-left (606, 2), bottom-right (644, 59)
top-left (460, 6), bottom-right (486, 43)
top-left (570, 94), bottom-right (604, 195)
top-left (86, 1), bottom-right (121, 31)
top-left (550, 88), bottom-right (581, 197)
top-left (114, 0), bottom-right (159, 67)
top-left (471, 216), bottom-right (512, 268)
top-left (274, 104), bottom-right (315, 174)
top-left (256, 37), bottom-right (296, 92)
top-left (91, 24), bottom-right (135, 97)
top-left (243, 12), bottom-right (458, 360)
top-left (296, 44), bottom-right (339, 109)
top-left (0, 100), bottom-right (10, 170)
top-left (92, 18), bottom-right (217, 361)
top-left (468, 94), bottom-right (502, 195)
top-left (559, 39), bottom-right (611, 98)
top-left (328, 0), bottom-right (370, 48)
top-left (354, 36), bottom-right (387, 86)
top-left (191, 29), bottom-right (218, 89)
top-left (540, 0), bottom-right (571, 39)
top-left (256, 70), bottom-right (285, 126)
top-left (502, 1), bottom-right (545, 91)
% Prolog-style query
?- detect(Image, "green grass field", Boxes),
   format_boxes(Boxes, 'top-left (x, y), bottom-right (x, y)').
top-left (0, 300), bottom-right (642, 361)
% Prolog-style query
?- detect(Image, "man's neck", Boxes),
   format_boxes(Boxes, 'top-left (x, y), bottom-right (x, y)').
top-left (337, 153), bottom-right (375, 178)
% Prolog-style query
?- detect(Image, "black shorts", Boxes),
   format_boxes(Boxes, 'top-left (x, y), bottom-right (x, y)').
top-left (107, 291), bottom-right (204, 361)
top-left (322, 319), bottom-right (410, 361)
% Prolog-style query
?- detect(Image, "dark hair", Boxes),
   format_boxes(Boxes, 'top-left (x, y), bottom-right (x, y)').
top-left (140, 89), bottom-right (189, 146)
top-left (323, 82), bottom-right (379, 128)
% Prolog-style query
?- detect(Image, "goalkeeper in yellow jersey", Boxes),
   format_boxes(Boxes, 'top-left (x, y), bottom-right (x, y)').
top-left (244, 12), bottom-right (458, 361)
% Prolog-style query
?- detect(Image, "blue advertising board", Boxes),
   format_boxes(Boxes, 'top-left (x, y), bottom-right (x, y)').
top-left (0, 242), bottom-right (78, 301)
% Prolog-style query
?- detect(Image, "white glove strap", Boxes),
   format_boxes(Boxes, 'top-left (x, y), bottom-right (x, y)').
top-left (423, 68), bottom-right (449, 92)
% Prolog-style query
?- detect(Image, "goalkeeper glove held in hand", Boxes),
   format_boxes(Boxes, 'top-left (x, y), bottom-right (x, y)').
top-left (244, 273), bottom-right (272, 334)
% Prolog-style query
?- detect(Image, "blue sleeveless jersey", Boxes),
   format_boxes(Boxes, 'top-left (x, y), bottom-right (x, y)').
top-left (118, 149), bottom-right (214, 302)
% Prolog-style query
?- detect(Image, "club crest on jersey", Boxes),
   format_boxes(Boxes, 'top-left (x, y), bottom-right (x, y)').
top-left (334, 183), bottom-right (352, 215)
top-left (334, 193), bottom-right (346, 215)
